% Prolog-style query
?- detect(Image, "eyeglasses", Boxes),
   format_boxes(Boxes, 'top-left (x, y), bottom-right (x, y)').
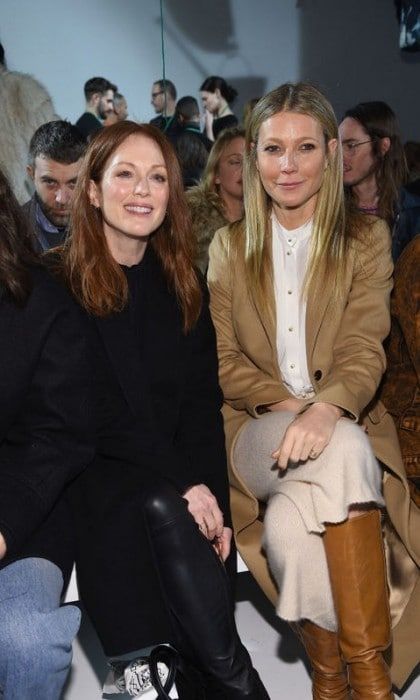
top-left (342, 140), bottom-right (373, 156)
top-left (151, 91), bottom-right (164, 99)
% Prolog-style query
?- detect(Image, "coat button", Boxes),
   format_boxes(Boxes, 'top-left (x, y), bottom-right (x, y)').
top-left (314, 369), bottom-right (322, 381)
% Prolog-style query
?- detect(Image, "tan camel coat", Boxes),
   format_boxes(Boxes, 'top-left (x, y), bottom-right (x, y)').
top-left (208, 218), bottom-right (420, 689)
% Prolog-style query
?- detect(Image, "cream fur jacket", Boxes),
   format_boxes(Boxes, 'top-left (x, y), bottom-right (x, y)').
top-left (0, 69), bottom-right (58, 203)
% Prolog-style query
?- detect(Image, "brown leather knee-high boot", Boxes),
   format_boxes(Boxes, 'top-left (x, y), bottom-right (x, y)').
top-left (294, 621), bottom-right (350, 699)
top-left (323, 510), bottom-right (394, 700)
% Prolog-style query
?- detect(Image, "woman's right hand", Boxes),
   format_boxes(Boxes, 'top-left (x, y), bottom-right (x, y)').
top-left (272, 402), bottom-right (343, 470)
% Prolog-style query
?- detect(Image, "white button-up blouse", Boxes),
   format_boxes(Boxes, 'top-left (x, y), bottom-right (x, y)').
top-left (272, 212), bottom-right (315, 399)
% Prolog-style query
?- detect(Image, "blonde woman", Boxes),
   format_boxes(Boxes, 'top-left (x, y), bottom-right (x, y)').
top-left (208, 83), bottom-right (420, 699)
top-left (187, 127), bottom-right (245, 274)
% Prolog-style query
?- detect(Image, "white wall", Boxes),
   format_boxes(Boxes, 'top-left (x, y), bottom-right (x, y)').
top-left (0, 1), bottom-right (418, 139)
top-left (0, 0), bottom-right (299, 124)
top-left (298, 0), bottom-right (420, 141)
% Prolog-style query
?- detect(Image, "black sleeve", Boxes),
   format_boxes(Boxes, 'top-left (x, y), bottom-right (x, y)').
top-left (174, 289), bottom-right (231, 524)
top-left (0, 277), bottom-right (93, 556)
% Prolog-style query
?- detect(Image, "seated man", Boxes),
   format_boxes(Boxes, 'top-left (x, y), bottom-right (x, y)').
top-left (75, 76), bottom-right (116, 139)
top-left (172, 95), bottom-right (212, 151)
top-left (22, 121), bottom-right (86, 251)
top-left (339, 100), bottom-right (420, 260)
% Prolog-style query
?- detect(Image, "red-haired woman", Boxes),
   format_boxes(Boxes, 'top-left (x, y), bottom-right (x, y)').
top-left (59, 121), bottom-right (269, 698)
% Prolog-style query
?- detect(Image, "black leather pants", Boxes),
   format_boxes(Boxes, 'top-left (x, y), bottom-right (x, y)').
top-left (143, 480), bottom-right (270, 699)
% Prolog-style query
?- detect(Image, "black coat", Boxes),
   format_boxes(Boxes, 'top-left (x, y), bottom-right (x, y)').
top-left (75, 112), bottom-right (103, 140)
top-left (69, 248), bottom-right (231, 656)
top-left (0, 266), bottom-right (93, 583)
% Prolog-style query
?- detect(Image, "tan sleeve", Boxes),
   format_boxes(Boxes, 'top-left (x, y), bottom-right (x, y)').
top-left (208, 228), bottom-right (290, 417)
top-left (309, 219), bottom-right (394, 420)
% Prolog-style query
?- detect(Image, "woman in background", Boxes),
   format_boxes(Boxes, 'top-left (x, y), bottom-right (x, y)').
top-left (59, 121), bottom-right (269, 699)
top-left (208, 83), bottom-right (420, 699)
top-left (200, 76), bottom-right (238, 141)
top-left (0, 168), bottom-right (92, 699)
top-left (187, 127), bottom-right (245, 273)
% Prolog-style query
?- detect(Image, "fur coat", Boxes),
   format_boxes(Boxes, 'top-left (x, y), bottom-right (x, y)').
top-left (0, 69), bottom-right (58, 203)
top-left (186, 186), bottom-right (227, 274)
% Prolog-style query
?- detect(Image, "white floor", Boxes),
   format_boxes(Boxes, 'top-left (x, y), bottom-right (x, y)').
top-left (64, 573), bottom-right (420, 699)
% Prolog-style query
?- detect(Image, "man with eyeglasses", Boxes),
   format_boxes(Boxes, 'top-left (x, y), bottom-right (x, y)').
top-left (150, 78), bottom-right (179, 137)
top-left (339, 101), bottom-right (420, 260)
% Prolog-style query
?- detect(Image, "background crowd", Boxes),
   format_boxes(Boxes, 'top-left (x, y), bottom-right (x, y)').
top-left (0, 27), bottom-right (419, 700)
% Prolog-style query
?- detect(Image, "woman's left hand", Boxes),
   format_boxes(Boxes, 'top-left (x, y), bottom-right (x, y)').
top-left (272, 402), bottom-right (343, 470)
top-left (183, 483), bottom-right (224, 541)
top-left (214, 526), bottom-right (233, 561)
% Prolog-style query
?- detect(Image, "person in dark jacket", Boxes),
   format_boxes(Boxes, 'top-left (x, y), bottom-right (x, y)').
top-left (22, 120), bottom-right (86, 252)
top-left (339, 100), bottom-right (420, 260)
top-left (59, 121), bottom-right (269, 699)
top-left (0, 168), bottom-right (93, 699)
top-left (380, 234), bottom-right (420, 507)
top-left (149, 78), bottom-right (179, 138)
top-left (172, 96), bottom-right (213, 152)
top-left (75, 76), bottom-right (116, 140)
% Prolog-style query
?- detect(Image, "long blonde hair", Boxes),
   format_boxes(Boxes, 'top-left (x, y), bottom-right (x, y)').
top-left (243, 82), bottom-right (354, 302)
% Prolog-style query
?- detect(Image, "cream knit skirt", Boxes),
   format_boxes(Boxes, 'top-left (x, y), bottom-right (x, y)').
top-left (233, 411), bottom-right (385, 631)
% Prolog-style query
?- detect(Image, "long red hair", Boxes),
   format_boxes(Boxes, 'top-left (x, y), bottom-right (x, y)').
top-left (61, 121), bottom-right (202, 331)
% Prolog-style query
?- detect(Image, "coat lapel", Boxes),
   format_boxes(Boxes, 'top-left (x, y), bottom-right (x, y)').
top-left (305, 276), bottom-right (332, 362)
top-left (247, 223), bottom-right (278, 360)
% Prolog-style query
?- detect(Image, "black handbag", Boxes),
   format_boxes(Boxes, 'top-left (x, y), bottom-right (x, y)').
top-left (149, 645), bottom-right (181, 699)
top-left (150, 645), bottom-right (206, 700)
top-left (106, 644), bottom-right (205, 699)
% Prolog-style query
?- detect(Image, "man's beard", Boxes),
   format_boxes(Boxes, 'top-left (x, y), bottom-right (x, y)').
top-left (98, 104), bottom-right (111, 120)
top-left (40, 199), bottom-right (69, 228)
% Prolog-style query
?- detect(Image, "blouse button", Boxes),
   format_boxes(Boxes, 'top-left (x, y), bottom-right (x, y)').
top-left (314, 369), bottom-right (322, 381)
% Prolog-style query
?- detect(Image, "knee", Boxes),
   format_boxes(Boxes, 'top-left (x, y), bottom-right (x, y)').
top-left (142, 479), bottom-right (187, 529)
top-left (331, 419), bottom-right (370, 456)
top-left (0, 604), bottom-right (80, 676)
top-left (264, 494), bottom-right (306, 552)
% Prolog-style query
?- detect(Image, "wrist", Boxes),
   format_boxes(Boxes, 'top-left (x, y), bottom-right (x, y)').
top-left (310, 402), bottom-right (343, 419)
